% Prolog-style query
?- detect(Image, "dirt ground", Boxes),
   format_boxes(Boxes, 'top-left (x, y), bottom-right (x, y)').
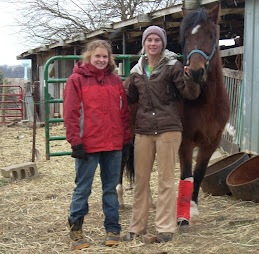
top-left (0, 124), bottom-right (258, 254)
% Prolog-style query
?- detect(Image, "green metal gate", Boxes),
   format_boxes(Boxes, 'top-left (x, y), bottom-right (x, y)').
top-left (44, 55), bottom-right (139, 159)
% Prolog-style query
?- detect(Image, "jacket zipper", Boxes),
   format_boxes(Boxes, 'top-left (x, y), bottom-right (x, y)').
top-left (145, 77), bottom-right (158, 134)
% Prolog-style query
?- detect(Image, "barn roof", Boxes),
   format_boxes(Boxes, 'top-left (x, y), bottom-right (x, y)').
top-left (17, 0), bottom-right (245, 60)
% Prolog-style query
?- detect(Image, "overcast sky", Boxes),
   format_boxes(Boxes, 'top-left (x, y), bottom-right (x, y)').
top-left (0, 2), bottom-right (30, 66)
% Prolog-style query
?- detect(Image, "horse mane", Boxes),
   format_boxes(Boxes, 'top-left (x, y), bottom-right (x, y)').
top-left (179, 8), bottom-right (212, 47)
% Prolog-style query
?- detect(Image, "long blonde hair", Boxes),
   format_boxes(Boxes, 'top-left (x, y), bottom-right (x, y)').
top-left (82, 40), bottom-right (116, 72)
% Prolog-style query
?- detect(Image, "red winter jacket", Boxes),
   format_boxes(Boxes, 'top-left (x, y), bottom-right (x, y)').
top-left (63, 61), bottom-right (131, 153)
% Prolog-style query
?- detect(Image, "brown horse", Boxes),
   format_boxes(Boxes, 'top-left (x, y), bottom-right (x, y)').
top-left (118, 3), bottom-right (230, 222)
top-left (177, 3), bottom-right (230, 228)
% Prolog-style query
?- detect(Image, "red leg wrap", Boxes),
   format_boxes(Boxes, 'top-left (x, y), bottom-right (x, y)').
top-left (177, 180), bottom-right (193, 221)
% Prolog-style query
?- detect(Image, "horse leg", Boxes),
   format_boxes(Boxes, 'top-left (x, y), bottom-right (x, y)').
top-left (190, 159), bottom-right (209, 222)
top-left (177, 142), bottom-right (195, 229)
top-left (117, 140), bottom-right (135, 210)
top-left (191, 143), bottom-right (219, 221)
top-left (116, 161), bottom-right (125, 210)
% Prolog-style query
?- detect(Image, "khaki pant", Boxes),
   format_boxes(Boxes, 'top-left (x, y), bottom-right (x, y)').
top-left (129, 131), bottom-right (182, 234)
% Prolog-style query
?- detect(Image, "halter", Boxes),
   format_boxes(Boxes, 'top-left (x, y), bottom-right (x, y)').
top-left (186, 42), bottom-right (217, 70)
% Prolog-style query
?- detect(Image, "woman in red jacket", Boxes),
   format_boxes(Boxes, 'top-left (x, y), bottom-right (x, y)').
top-left (63, 40), bottom-right (131, 250)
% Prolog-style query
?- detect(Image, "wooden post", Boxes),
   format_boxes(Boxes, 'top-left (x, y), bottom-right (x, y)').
top-left (1, 79), bottom-right (8, 122)
top-left (32, 81), bottom-right (39, 162)
top-left (183, 0), bottom-right (201, 10)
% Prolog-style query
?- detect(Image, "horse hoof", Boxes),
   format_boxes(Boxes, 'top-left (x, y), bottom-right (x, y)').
top-left (177, 220), bottom-right (189, 233)
top-left (190, 201), bottom-right (199, 222)
top-left (179, 225), bottom-right (189, 233)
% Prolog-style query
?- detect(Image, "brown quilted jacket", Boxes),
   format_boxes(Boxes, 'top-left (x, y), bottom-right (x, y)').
top-left (127, 49), bottom-right (200, 135)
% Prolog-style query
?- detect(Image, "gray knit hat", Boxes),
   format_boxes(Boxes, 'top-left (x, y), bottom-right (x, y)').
top-left (142, 25), bottom-right (167, 51)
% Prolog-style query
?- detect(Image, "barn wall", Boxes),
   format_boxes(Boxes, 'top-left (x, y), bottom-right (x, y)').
top-left (241, 0), bottom-right (259, 154)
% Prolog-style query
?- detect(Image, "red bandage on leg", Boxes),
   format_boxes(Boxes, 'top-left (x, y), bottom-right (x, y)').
top-left (177, 180), bottom-right (193, 221)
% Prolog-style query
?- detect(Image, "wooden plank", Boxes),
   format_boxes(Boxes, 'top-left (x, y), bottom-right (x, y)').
top-left (200, 0), bottom-right (220, 5)
top-left (223, 68), bottom-right (243, 79)
top-left (151, 5), bottom-right (182, 20)
top-left (220, 8), bottom-right (244, 16)
top-left (220, 46), bottom-right (244, 58)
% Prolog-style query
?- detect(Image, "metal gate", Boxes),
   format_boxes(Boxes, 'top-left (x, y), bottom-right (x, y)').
top-left (44, 55), bottom-right (140, 159)
top-left (0, 85), bottom-right (23, 123)
top-left (222, 68), bottom-right (243, 148)
top-left (44, 56), bottom-right (242, 159)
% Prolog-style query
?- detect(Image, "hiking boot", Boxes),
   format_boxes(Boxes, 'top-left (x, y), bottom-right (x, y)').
top-left (105, 232), bottom-right (120, 246)
top-left (68, 217), bottom-right (89, 250)
top-left (156, 232), bottom-right (173, 243)
top-left (122, 232), bottom-right (137, 241)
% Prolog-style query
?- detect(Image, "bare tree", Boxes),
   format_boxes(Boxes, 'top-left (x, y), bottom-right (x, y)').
top-left (4, 0), bottom-right (181, 48)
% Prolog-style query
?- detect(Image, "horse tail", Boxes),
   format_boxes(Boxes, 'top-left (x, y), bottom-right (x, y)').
top-left (125, 137), bottom-right (135, 184)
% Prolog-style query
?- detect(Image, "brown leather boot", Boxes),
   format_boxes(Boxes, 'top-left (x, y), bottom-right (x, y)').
top-left (156, 232), bottom-right (173, 243)
top-left (105, 232), bottom-right (120, 246)
top-left (68, 217), bottom-right (89, 250)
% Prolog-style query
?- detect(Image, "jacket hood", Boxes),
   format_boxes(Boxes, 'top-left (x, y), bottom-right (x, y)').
top-left (73, 60), bottom-right (110, 82)
top-left (130, 49), bottom-right (179, 75)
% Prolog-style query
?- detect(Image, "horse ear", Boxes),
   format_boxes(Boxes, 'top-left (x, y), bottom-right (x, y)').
top-left (208, 2), bottom-right (220, 24)
top-left (182, 8), bottom-right (190, 17)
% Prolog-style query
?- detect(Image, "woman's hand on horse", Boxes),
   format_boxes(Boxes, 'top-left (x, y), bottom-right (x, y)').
top-left (184, 66), bottom-right (190, 77)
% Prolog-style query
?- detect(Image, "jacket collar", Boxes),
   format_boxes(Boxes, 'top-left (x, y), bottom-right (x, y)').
top-left (73, 61), bottom-right (110, 82)
top-left (130, 49), bottom-right (179, 76)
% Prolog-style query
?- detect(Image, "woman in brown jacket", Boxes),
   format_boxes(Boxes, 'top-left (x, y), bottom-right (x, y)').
top-left (123, 26), bottom-right (200, 243)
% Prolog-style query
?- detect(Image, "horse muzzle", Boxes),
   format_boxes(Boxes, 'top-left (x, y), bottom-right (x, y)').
top-left (186, 42), bottom-right (217, 84)
top-left (190, 67), bottom-right (207, 84)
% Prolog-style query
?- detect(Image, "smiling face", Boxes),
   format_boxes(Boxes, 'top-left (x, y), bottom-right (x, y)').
top-left (144, 34), bottom-right (163, 57)
top-left (90, 47), bottom-right (109, 69)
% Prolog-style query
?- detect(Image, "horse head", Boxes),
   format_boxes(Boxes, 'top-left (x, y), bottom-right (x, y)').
top-left (180, 3), bottom-right (220, 84)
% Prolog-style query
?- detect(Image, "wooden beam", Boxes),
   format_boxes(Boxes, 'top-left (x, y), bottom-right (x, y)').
top-left (223, 68), bottom-right (243, 79)
top-left (220, 46), bottom-right (244, 57)
top-left (151, 5), bottom-right (182, 20)
top-left (220, 8), bottom-right (244, 16)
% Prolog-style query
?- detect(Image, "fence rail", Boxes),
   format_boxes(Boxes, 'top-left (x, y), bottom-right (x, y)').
top-left (0, 85), bottom-right (23, 123)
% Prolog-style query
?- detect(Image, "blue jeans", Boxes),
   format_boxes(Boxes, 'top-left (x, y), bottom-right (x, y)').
top-left (69, 150), bottom-right (122, 234)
